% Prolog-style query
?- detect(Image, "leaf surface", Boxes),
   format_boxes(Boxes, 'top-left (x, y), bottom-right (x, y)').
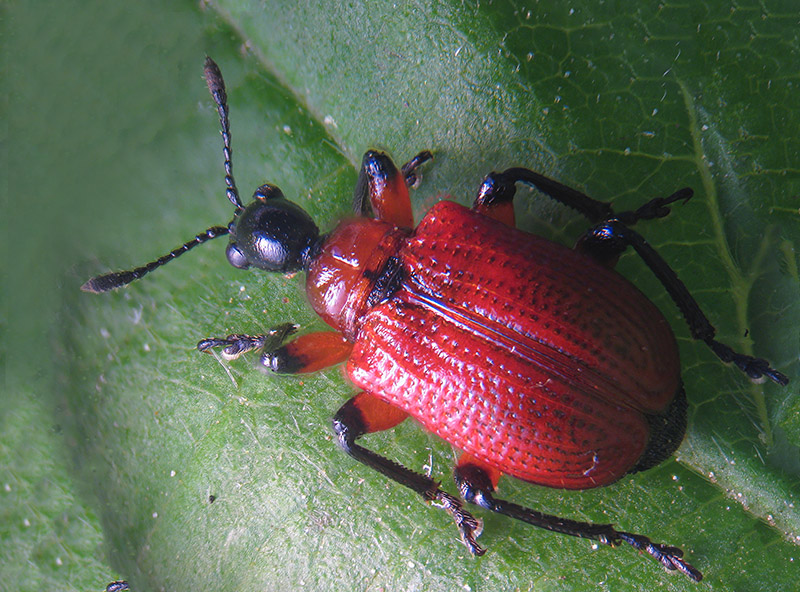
top-left (12, 1), bottom-right (799, 591)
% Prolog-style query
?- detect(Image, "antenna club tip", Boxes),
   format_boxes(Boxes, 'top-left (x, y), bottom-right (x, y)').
top-left (80, 272), bottom-right (131, 293)
top-left (80, 277), bottom-right (107, 293)
top-left (203, 57), bottom-right (226, 99)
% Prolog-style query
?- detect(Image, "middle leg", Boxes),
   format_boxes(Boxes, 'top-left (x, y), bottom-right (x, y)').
top-left (472, 166), bottom-right (692, 229)
top-left (333, 391), bottom-right (485, 555)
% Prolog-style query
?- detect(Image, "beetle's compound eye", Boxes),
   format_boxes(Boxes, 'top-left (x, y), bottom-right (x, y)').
top-left (226, 242), bottom-right (250, 269)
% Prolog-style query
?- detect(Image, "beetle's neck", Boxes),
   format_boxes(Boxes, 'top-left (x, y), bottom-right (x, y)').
top-left (306, 218), bottom-right (410, 340)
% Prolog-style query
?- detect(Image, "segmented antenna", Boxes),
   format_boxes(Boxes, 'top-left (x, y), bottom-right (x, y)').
top-left (204, 56), bottom-right (243, 210)
top-left (82, 58), bottom-right (246, 293)
top-left (81, 226), bottom-right (229, 293)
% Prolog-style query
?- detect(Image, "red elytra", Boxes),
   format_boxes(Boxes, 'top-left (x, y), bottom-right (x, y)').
top-left (343, 200), bottom-right (680, 489)
top-left (83, 58), bottom-right (789, 583)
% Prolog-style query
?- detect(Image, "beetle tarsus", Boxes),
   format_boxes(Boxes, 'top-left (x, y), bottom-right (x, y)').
top-left (615, 188), bottom-right (693, 225)
top-left (197, 323), bottom-right (298, 360)
top-left (401, 150), bottom-right (433, 188)
top-left (197, 334), bottom-right (266, 359)
top-left (617, 532), bottom-right (703, 582)
top-left (706, 339), bottom-right (789, 386)
top-left (427, 489), bottom-right (485, 556)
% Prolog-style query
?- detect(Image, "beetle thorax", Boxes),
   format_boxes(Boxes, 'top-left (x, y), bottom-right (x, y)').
top-left (306, 218), bottom-right (410, 340)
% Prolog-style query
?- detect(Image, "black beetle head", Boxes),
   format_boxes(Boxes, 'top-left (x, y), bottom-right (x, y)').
top-left (226, 184), bottom-right (320, 273)
top-left (80, 59), bottom-right (321, 294)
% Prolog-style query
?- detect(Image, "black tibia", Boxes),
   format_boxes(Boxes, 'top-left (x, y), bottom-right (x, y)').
top-left (581, 220), bottom-right (788, 386)
top-left (332, 395), bottom-right (485, 555)
top-left (197, 323), bottom-right (297, 360)
top-left (475, 168), bottom-right (614, 222)
top-left (474, 167), bottom-right (692, 226)
top-left (454, 463), bottom-right (703, 582)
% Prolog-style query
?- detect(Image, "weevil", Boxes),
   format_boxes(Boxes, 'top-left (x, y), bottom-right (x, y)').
top-left (83, 58), bottom-right (789, 582)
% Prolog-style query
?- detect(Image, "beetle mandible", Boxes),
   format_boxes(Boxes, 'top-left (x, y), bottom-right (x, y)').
top-left (83, 58), bottom-right (789, 582)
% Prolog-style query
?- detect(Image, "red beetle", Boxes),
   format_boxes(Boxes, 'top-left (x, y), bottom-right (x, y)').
top-left (83, 58), bottom-right (788, 582)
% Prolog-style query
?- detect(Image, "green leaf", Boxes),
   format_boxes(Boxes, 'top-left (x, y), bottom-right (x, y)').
top-left (10, 0), bottom-right (799, 591)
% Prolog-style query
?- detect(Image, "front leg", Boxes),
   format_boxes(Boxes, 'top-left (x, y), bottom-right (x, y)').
top-left (197, 322), bottom-right (298, 360)
top-left (352, 150), bottom-right (432, 228)
top-left (199, 324), bottom-right (352, 374)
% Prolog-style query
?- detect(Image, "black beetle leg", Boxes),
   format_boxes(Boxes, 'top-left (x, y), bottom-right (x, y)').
top-left (333, 392), bottom-right (485, 555)
top-left (613, 188), bottom-right (694, 225)
top-left (580, 220), bottom-right (789, 386)
top-left (199, 324), bottom-right (352, 376)
top-left (454, 463), bottom-right (703, 582)
top-left (197, 323), bottom-right (298, 360)
top-left (474, 168), bottom-right (693, 230)
top-left (474, 168), bottom-right (615, 223)
top-left (400, 150), bottom-right (433, 188)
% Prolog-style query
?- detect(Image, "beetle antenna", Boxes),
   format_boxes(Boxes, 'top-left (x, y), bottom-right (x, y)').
top-left (204, 57), bottom-right (243, 211)
top-left (81, 225), bottom-right (229, 293)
